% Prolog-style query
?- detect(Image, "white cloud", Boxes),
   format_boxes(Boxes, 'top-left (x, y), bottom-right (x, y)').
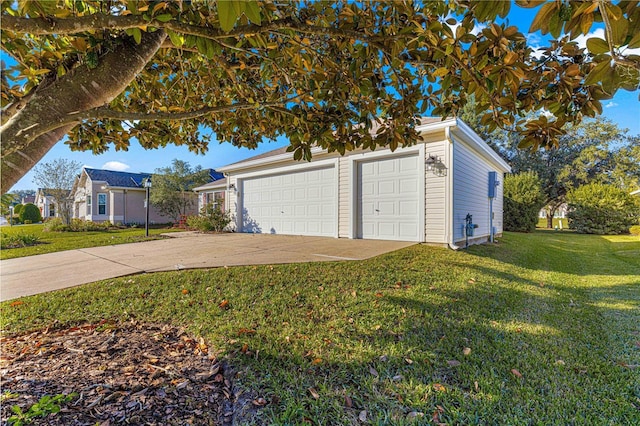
top-left (605, 101), bottom-right (618, 108)
top-left (102, 161), bottom-right (130, 171)
top-left (574, 28), bottom-right (640, 56)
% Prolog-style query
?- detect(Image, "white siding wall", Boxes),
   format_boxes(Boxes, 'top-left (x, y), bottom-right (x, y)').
top-left (338, 156), bottom-right (350, 238)
top-left (423, 133), bottom-right (448, 244)
top-left (452, 141), bottom-right (504, 243)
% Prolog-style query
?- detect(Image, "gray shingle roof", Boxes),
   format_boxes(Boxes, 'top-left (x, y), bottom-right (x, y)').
top-left (84, 168), bottom-right (224, 188)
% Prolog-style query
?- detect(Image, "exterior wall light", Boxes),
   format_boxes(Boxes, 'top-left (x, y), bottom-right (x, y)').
top-left (426, 155), bottom-right (447, 177)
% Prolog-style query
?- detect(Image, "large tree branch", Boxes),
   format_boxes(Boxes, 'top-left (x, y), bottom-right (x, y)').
top-left (1, 13), bottom-right (388, 43)
top-left (1, 30), bottom-right (167, 193)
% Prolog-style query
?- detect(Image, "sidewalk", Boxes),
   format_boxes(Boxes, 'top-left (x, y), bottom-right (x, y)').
top-left (0, 233), bottom-right (415, 301)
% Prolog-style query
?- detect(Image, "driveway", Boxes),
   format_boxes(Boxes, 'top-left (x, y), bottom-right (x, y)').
top-left (0, 232), bottom-right (415, 301)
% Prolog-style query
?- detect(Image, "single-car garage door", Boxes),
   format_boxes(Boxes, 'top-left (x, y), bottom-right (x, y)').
top-left (358, 154), bottom-right (421, 241)
top-left (241, 166), bottom-right (336, 236)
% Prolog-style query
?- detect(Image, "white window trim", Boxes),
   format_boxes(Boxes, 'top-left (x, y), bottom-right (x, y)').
top-left (97, 192), bottom-right (107, 216)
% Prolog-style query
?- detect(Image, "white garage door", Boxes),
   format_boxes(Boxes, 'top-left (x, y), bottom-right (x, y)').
top-left (358, 154), bottom-right (421, 241)
top-left (241, 166), bottom-right (336, 236)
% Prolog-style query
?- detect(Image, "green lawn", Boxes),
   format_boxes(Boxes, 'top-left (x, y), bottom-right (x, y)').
top-left (0, 223), bottom-right (179, 260)
top-left (536, 217), bottom-right (569, 229)
top-left (2, 232), bottom-right (639, 424)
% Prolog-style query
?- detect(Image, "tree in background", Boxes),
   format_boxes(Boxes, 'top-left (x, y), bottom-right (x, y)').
top-left (462, 96), bottom-right (640, 228)
top-left (32, 158), bottom-right (82, 224)
top-left (567, 183), bottom-right (640, 235)
top-left (150, 160), bottom-right (211, 222)
top-left (1, 193), bottom-right (17, 216)
top-left (2, 1), bottom-right (639, 193)
top-left (503, 172), bottom-right (546, 233)
top-left (9, 189), bottom-right (35, 202)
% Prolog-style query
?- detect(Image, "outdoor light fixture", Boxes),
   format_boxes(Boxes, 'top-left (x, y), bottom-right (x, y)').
top-left (426, 155), bottom-right (447, 177)
top-left (229, 183), bottom-right (237, 192)
top-left (143, 178), bottom-right (152, 237)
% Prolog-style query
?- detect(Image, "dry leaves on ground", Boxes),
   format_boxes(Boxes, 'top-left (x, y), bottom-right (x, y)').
top-left (0, 322), bottom-right (233, 425)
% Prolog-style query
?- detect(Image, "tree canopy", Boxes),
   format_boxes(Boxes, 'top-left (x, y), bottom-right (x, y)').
top-left (2, 0), bottom-right (639, 193)
top-left (33, 158), bottom-right (82, 223)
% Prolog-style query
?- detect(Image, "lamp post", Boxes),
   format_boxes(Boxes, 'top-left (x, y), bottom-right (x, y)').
top-left (144, 178), bottom-right (152, 237)
top-left (9, 205), bottom-right (13, 226)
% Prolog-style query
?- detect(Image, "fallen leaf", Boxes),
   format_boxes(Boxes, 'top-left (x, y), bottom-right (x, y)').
top-left (241, 343), bottom-right (248, 353)
top-left (238, 328), bottom-right (256, 335)
top-left (392, 374), bottom-right (403, 381)
top-left (344, 394), bottom-right (353, 408)
top-left (474, 381), bottom-right (479, 391)
top-left (369, 366), bottom-right (379, 377)
top-left (10, 301), bottom-right (24, 307)
top-left (252, 397), bottom-right (267, 406)
top-left (359, 410), bottom-right (367, 422)
top-left (375, 292), bottom-right (384, 298)
top-left (555, 359), bottom-right (565, 365)
top-left (308, 387), bottom-right (319, 399)
top-left (429, 286), bottom-right (436, 290)
top-left (433, 383), bottom-right (446, 392)
top-left (539, 282), bottom-right (545, 287)
top-left (463, 347), bottom-right (472, 356)
top-left (379, 354), bottom-right (388, 362)
top-left (447, 360), bottom-right (461, 367)
top-left (516, 327), bottom-right (523, 333)
top-left (467, 278), bottom-right (476, 284)
top-left (405, 358), bottom-right (413, 365)
top-left (219, 300), bottom-right (229, 309)
top-left (311, 358), bottom-right (323, 365)
top-left (511, 368), bottom-right (523, 378)
top-left (181, 289), bottom-right (189, 295)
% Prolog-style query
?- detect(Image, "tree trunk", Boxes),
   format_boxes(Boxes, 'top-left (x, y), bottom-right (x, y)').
top-left (546, 208), bottom-right (553, 229)
top-left (1, 31), bottom-right (167, 194)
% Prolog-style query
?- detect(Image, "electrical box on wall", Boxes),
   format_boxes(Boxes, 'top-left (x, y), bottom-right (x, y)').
top-left (488, 171), bottom-right (499, 198)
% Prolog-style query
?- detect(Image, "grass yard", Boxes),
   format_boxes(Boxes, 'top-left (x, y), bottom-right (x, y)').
top-left (536, 217), bottom-right (569, 229)
top-left (2, 231), bottom-right (639, 424)
top-left (0, 223), bottom-right (179, 260)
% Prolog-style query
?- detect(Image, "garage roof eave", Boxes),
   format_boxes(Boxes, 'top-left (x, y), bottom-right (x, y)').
top-left (218, 147), bottom-right (327, 173)
top-left (451, 120), bottom-right (512, 173)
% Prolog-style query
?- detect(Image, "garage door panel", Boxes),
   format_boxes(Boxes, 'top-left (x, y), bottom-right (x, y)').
top-left (241, 166), bottom-right (336, 237)
top-left (358, 154), bottom-right (421, 241)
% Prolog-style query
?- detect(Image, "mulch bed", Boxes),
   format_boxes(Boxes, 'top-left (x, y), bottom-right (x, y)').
top-left (0, 322), bottom-right (235, 425)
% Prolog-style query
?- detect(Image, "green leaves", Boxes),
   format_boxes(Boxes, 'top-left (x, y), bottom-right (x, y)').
top-left (217, 0), bottom-right (261, 32)
top-left (586, 38), bottom-right (609, 55)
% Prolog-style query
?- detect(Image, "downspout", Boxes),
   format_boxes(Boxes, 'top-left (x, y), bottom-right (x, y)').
top-left (447, 126), bottom-right (460, 250)
top-left (123, 190), bottom-right (127, 225)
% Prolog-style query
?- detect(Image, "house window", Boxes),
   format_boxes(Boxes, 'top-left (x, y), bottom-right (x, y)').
top-left (214, 191), bottom-right (225, 212)
top-left (86, 195), bottom-right (92, 215)
top-left (98, 193), bottom-right (107, 215)
top-left (49, 203), bottom-right (55, 217)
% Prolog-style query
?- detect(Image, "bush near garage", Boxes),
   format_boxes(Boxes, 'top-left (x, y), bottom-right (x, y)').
top-left (567, 183), bottom-right (640, 235)
top-left (18, 203), bottom-right (42, 224)
top-left (630, 225), bottom-right (640, 236)
top-left (503, 172), bottom-right (546, 233)
top-left (187, 203), bottom-right (232, 233)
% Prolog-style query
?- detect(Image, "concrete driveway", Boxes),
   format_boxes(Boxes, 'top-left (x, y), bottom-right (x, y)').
top-left (0, 232), bottom-right (415, 301)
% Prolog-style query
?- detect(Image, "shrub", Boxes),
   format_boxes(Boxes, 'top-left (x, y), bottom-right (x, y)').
top-left (43, 217), bottom-right (68, 232)
top-left (187, 203), bottom-right (232, 233)
top-left (630, 225), bottom-right (640, 236)
top-left (567, 183), bottom-right (640, 235)
top-left (12, 204), bottom-right (24, 215)
top-left (0, 232), bottom-right (40, 249)
top-left (503, 172), bottom-right (546, 233)
top-left (19, 203), bottom-right (42, 224)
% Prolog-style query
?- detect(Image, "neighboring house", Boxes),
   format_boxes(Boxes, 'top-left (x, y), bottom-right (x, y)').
top-left (71, 168), bottom-right (224, 224)
top-left (200, 117), bottom-right (510, 246)
top-left (35, 188), bottom-right (66, 219)
top-left (193, 178), bottom-right (228, 212)
top-left (539, 204), bottom-right (568, 219)
top-left (21, 195), bottom-right (35, 205)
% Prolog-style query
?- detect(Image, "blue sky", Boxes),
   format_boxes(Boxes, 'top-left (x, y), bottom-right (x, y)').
top-left (5, 4), bottom-right (640, 191)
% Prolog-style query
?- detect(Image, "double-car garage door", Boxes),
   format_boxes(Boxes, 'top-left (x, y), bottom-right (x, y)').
top-left (241, 166), bottom-right (336, 237)
top-left (239, 153), bottom-right (421, 241)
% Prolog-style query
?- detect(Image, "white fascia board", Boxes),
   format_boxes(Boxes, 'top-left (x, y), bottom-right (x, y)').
top-left (451, 120), bottom-right (512, 172)
top-left (102, 186), bottom-right (144, 191)
top-left (193, 182), bottom-right (227, 192)
top-left (415, 117), bottom-right (457, 134)
top-left (218, 147), bottom-right (327, 173)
